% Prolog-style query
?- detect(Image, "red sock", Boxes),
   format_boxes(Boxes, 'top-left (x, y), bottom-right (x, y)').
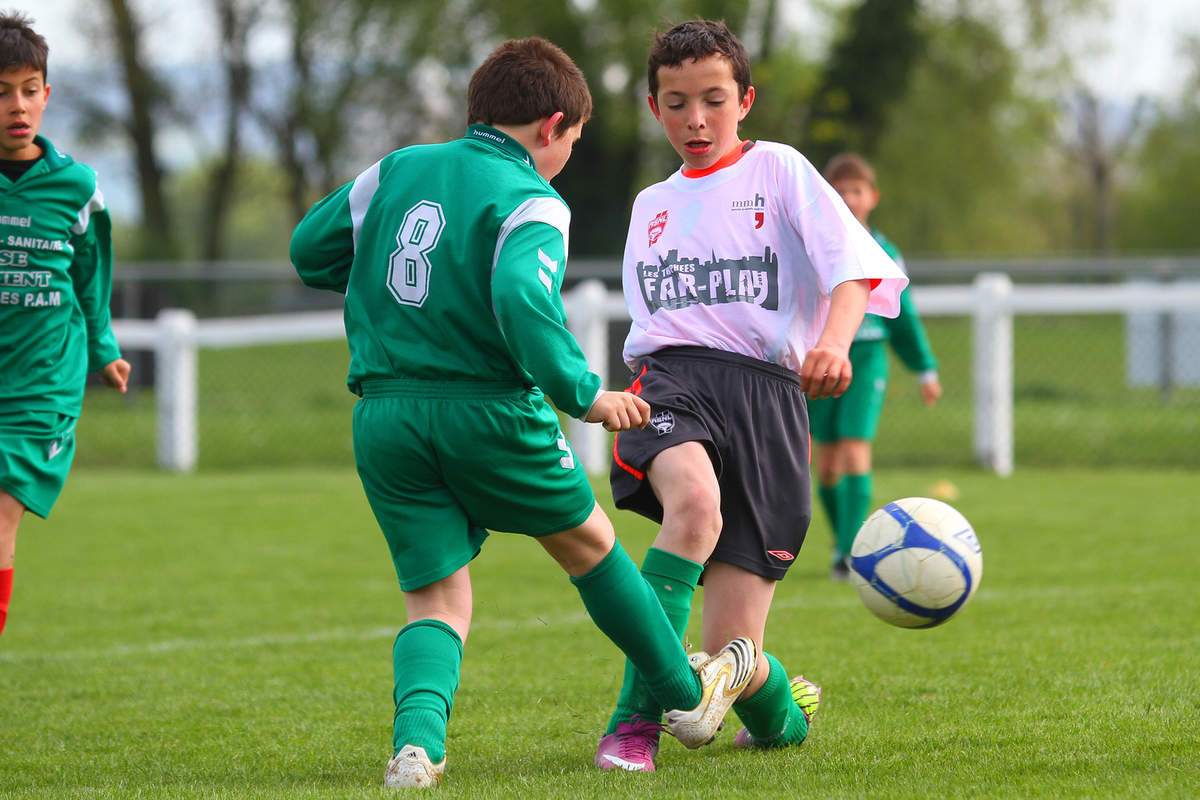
top-left (0, 567), bottom-right (12, 638)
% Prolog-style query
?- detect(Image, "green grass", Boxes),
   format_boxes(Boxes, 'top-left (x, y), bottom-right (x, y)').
top-left (2, 467), bottom-right (1197, 798)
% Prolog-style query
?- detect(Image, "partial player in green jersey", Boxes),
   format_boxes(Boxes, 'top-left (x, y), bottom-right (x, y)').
top-left (290, 38), bottom-right (758, 789)
top-left (0, 13), bottom-right (130, 639)
top-left (810, 153), bottom-right (941, 580)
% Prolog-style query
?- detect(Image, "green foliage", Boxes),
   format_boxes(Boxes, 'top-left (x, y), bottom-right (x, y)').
top-left (1116, 41), bottom-right (1200, 253)
top-left (164, 157), bottom-right (297, 260)
top-left (867, 12), bottom-right (1061, 255)
top-left (2, 466), bottom-right (1198, 797)
top-left (803, 0), bottom-right (923, 167)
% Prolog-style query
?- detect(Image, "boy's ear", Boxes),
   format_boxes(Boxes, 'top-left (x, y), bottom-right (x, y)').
top-left (647, 94), bottom-right (661, 121)
top-left (737, 86), bottom-right (755, 121)
top-left (537, 111), bottom-right (566, 146)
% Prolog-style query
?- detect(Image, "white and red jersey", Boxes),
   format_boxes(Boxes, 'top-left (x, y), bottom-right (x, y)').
top-left (621, 141), bottom-right (908, 373)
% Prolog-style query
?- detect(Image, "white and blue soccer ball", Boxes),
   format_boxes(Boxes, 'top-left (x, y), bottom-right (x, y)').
top-left (849, 497), bottom-right (982, 628)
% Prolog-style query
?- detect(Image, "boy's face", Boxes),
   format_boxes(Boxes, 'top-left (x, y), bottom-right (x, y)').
top-left (0, 65), bottom-right (49, 160)
top-left (832, 178), bottom-right (879, 226)
top-left (650, 55), bottom-right (753, 172)
top-left (533, 119), bottom-right (584, 182)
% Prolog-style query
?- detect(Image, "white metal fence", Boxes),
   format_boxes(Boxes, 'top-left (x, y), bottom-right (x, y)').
top-left (112, 273), bottom-right (1200, 475)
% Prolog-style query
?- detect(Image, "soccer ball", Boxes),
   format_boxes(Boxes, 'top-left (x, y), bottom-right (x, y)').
top-left (849, 497), bottom-right (982, 628)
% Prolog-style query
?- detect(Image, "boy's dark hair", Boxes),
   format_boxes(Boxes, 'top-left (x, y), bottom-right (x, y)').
top-left (468, 38), bottom-right (591, 135)
top-left (0, 11), bottom-right (47, 79)
top-left (824, 153), bottom-right (877, 188)
top-left (647, 20), bottom-right (751, 101)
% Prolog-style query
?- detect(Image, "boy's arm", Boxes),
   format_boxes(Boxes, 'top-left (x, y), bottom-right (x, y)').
top-left (799, 278), bottom-right (870, 399)
top-left (67, 198), bottom-right (122, 374)
top-left (289, 180), bottom-right (357, 293)
top-left (885, 289), bottom-right (938, 375)
top-left (885, 289), bottom-right (941, 406)
top-left (491, 220), bottom-right (603, 420)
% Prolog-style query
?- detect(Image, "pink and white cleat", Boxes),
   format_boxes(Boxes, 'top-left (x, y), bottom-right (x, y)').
top-left (594, 716), bottom-right (663, 772)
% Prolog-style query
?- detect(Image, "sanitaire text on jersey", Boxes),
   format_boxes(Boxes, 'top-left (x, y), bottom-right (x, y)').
top-left (621, 141), bottom-right (908, 372)
top-left (0, 135), bottom-right (121, 417)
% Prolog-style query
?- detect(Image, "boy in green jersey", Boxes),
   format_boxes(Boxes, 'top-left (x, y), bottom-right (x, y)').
top-left (290, 38), bottom-right (758, 789)
top-left (0, 12), bottom-right (130, 639)
top-left (810, 153), bottom-right (941, 580)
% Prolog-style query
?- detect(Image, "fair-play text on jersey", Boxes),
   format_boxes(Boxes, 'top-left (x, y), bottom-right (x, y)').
top-left (636, 247), bottom-right (779, 313)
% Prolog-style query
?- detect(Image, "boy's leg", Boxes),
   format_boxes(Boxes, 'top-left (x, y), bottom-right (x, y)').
top-left (604, 441), bottom-right (717, 735)
top-left (701, 563), bottom-right (819, 748)
top-left (385, 567), bottom-right (471, 789)
top-left (837, 440), bottom-right (874, 563)
top-left (604, 546), bottom-right (704, 734)
top-left (541, 505), bottom-right (756, 746)
top-left (0, 491), bottom-right (24, 638)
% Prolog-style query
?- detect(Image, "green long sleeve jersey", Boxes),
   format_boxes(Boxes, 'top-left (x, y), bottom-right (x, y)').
top-left (0, 136), bottom-right (121, 417)
top-left (854, 230), bottom-right (938, 374)
top-left (290, 125), bottom-right (602, 419)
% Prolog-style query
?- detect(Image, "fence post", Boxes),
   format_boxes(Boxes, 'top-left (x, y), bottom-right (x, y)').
top-left (566, 280), bottom-right (609, 475)
top-left (155, 309), bottom-right (198, 472)
top-left (972, 273), bottom-right (1013, 476)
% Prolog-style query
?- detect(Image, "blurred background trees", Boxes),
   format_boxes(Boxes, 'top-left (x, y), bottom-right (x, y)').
top-left (54, 0), bottom-right (1200, 260)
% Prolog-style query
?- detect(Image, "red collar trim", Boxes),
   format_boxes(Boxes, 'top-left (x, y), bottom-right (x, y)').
top-left (681, 140), bottom-right (755, 178)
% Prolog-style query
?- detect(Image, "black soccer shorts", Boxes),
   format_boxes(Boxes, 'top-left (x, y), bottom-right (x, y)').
top-left (610, 346), bottom-right (812, 581)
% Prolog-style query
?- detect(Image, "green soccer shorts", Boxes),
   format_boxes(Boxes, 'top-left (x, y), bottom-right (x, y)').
top-left (0, 409), bottom-right (77, 518)
top-left (352, 379), bottom-right (596, 591)
top-left (808, 341), bottom-right (890, 444)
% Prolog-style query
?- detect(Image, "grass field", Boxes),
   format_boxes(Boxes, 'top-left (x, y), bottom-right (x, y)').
top-left (2, 466), bottom-right (1197, 799)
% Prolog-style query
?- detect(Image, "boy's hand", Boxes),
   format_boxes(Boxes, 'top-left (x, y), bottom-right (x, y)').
top-left (100, 358), bottom-right (131, 394)
top-left (799, 346), bottom-right (852, 399)
top-left (921, 377), bottom-right (942, 407)
top-left (586, 391), bottom-right (651, 432)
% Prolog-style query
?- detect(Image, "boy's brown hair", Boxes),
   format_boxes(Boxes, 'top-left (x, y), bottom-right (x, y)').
top-left (467, 38), bottom-right (591, 135)
top-left (647, 20), bottom-right (752, 101)
top-left (0, 11), bottom-right (47, 79)
top-left (824, 153), bottom-right (877, 188)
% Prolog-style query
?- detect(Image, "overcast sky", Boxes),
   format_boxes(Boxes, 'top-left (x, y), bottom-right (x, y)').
top-left (7, 0), bottom-right (1197, 103)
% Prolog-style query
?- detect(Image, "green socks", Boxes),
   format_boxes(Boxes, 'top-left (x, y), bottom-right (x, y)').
top-left (392, 619), bottom-right (462, 763)
top-left (818, 482), bottom-right (842, 557)
top-left (837, 473), bottom-right (873, 560)
top-left (606, 547), bottom-right (704, 733)
top-left (732, 652), bottom-right (809, 746)
top-left (571, 540), bottom-right (701, 715)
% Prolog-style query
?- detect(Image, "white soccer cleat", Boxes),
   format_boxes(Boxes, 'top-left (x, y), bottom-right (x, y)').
top-left (384, 744), bottom-right (445, 789)
top-left (663, 636), bottom-right (758, 749)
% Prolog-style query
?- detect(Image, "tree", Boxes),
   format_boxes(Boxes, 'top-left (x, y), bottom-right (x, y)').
top-left (201, 0), bottom-right (260, 260)
top-left (104, 0), bottom-right (177, 258)
top-left (802, 0), bottom-right (923, 168)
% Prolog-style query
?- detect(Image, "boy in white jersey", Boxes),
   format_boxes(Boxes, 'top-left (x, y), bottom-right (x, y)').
top-left (594, 20), bottom-right (908, 770)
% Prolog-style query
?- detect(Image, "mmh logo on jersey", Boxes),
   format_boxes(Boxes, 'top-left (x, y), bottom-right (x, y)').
top-left (731, 193), bottom-right (766, 229)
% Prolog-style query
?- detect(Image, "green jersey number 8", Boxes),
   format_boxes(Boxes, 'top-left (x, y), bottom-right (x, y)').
top-left (388, 200), bottom-right (445, 307)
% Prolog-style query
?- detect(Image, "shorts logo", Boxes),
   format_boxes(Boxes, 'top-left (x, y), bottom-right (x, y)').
top-left (648, 210), bottom-right (668, 246)
top-left (650, 410), bottom-right (675, 436)
top-left (766, 549), bottom-right (795, 561)
top-left (46, 439), bottom-right (66, 461)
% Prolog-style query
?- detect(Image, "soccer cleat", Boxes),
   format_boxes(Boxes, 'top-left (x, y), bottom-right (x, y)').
top-left (663, 636), bottom-right (758, 749)
top-left (594, 716), bottom-right (663, 772)
top-left (733, 675), bottom-right (822, 748)
top-left (383, 744), bottom-right (445, 789)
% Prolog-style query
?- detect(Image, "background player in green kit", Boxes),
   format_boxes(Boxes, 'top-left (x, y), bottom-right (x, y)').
top-left (810, 152), bottom-right (941, 581)
top-left (290, 38), bottom-right (758, 789)
top-left (0, 12), bottom-right (130, 640)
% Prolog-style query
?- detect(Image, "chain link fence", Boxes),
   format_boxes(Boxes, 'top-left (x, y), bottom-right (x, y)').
top-left (76, 259), bottom-right (1200, 472)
